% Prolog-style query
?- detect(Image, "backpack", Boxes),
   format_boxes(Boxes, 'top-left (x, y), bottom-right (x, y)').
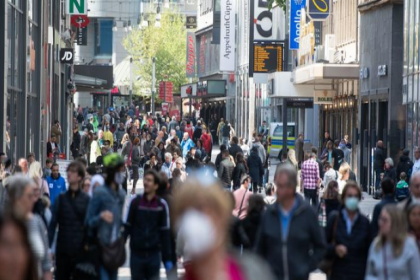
top-left (222, 124), bottom-right (230, 137)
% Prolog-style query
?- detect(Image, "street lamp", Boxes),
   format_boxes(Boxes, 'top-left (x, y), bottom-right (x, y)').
top-left (152, 57), bottom-right (156, 115)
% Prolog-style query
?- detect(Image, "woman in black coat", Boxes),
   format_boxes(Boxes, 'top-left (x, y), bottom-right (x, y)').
top-left (325, 182), bottom-right (372, 280)
top-left (232, 152), bottom-right (248, 190)
top-left (247, 147), bottom-right (264, 193)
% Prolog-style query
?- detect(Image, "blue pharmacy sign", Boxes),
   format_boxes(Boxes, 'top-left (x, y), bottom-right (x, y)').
top-left (289, 0), bottom-right (305, 50)
top-left (307, 0), bottom-right (331, 21)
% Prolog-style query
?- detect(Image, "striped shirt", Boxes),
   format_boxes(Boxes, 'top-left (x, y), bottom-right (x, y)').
top-left (301, 158), bottom-right (320, 189)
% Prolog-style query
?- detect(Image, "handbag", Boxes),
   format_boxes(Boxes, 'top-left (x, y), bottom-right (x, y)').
top-left (318, 212), bottom-right (340, 275)
top-left (100, 237), bottom-right (126, 271)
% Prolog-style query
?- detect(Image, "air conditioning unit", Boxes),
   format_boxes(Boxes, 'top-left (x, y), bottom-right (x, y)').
top-left (324, 34), bottom-right (336, 63)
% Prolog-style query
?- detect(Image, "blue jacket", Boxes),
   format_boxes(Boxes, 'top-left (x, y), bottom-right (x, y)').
top-left (85, 185), bottom-right (126, 245)
top-left (181, 138), bottom-right (194, 158)
top-left (46, 174), bottom-right (67, 205)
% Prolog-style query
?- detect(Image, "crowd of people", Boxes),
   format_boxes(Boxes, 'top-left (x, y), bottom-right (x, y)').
top-left (0, 108), bottom-right (419, 280)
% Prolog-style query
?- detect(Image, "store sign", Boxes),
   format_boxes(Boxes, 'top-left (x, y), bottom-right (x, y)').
top-left (77, 27), bottom-right (87, 45)
top-left (185, 0), bottom-right (197, 12)
top-left (220, 0), bottom-right (236, 71)
top-left (186, 16), bottom-right (197, 29)
top-left (290, 0), bottom-right (305, 50)
top-left (286, 98), bottom-right (314, 108)
top-left (181, 83), bottom-right (197, 98)
top-left (66, 0), bottom-right (87, 15)
top-left (60, 48), bottom-right (74, 64)
top-left (71, 15), bottom-right (90, 28)
top-left (307, 0), bottom-right (331, 21)
top-left (253, 0), bottom-right (273, 40)
top-left (314, 90), bottom-right (335, 104)
top-left (186, 33), bottom-right (196, 78)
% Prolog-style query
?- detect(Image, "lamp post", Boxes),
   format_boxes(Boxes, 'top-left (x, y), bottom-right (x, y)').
top-left (152, 57), bottom-right (156, 115)
top-left (129, 57), bottom-right (133, 106)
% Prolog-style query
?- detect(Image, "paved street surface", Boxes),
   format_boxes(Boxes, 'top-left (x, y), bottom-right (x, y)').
top-left (118, 151), bottom-right (377, 280)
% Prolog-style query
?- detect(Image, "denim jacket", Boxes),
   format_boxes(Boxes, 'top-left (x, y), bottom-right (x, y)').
top-left (85, 185), bottom-right (126, 245)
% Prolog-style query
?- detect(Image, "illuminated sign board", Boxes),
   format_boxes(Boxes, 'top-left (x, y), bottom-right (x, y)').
top-left (307, 0), bottom-right (331, 21)
top-left (253, 41), bottom-right (284, 73)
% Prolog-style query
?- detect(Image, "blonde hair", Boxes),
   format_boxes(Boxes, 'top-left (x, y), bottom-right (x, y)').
top-left (173, 178), bottom-right (231, 231)
top-left (121, 133), bottom-right (130, 145)
top-left (375, 205), bottom-right (408, 257)
top-left (339, 162), bottom-right (350, 179)
top-left (28, 161), bottom-right (43, 181)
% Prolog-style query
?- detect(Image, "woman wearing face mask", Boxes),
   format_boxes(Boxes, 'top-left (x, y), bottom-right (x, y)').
top-left (324, 182), bottom-right (371, 280)
top-left (174, 177), bottom-right (275, 280)
top-left (365, 205), bottom-right (420, 280)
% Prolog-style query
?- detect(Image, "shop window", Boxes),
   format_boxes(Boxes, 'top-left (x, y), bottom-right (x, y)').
top-left (94, 20), bottom-right (113, 56)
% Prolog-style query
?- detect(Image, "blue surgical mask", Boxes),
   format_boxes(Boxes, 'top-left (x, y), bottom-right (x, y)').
top-left (345, 197), bottom-right (359, 211)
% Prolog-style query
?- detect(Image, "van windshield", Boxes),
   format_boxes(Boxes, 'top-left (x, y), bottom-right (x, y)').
top-left (273, 126), bottom-right (295, 137)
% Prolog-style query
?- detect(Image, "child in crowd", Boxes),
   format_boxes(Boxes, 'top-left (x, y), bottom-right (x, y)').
top-left (396, 172), bottom-right (410, 202)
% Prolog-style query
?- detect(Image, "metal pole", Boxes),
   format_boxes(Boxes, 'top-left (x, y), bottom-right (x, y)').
top-left (129, 57), bottom-right (133, 106)
top-left (152, 57), bottom-right (156, 115)
top-left (283, 98), bottom-right (288, 157)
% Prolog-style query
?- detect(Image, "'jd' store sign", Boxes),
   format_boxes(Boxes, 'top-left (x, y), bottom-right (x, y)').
top-left (307, 0), bottom-right (331, 21)
top-left (66, 0), bottom-right (88, 15)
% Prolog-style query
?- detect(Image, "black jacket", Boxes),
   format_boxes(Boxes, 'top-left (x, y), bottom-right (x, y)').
top-left (373, 147), bottom-right (385, 170)
top-left (49, 190), bottom-right (90, 256)
top-left (71, 131), bottom-right (81, 154)
top-left (247, 152), bottom-right (263, 185)
top-left (383, 167), bottom-right (397, 185)
top-left (215, 152), bottom-right (223, 169)
top-left (255, 196), bottom-right (326, 280)
top-left (396, 155), bottom-right (414, 182)
top-left (326, 209), bottom-right (372, 280)
top-left (370, 195), bottom-right (396, 238)
top-left (193, 125), bottom-right (203, 142)
top-left (232, 162), bottom-right (248, 189)
top-left (124, 195), bottom-right (172, 262)
top-left (232, 211), bottom-right (262, 250)
top-left (229, 144), bottom-right (243, 160)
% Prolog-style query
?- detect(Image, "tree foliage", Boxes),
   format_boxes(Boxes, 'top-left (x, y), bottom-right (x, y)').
top-left (268, 0), bottom-right (287, 12)
top-left (123, 11), bottom-right (188, 98)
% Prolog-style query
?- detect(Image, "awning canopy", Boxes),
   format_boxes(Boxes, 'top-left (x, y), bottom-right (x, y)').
top-left (74, 65), bottom-right (113, 92)
top-left (294, 63), bottom-right (360, 85)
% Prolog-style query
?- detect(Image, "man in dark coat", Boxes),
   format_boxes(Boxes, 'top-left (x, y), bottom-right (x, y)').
top-left (374, 140), bottom-right (385, 190)
top-left (371, 178), bottom-right (396, 237)
top-left (49, 161), bottom-right (90, 279)
top-left (247, 146), bottom-right (264, 193)
top-left (229, 136), bottom-right (243, 160)
top-left (396, 149), bottom-right (414, 182)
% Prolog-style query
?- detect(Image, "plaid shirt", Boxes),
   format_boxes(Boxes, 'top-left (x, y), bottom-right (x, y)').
top-left (301, 158), bottom-right (320, 189)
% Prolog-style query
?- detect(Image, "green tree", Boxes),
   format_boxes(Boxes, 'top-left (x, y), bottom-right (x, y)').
top-left (123, 11), bottom-right (188, 99)
top-left (268, 0), bottom-right (286, 12)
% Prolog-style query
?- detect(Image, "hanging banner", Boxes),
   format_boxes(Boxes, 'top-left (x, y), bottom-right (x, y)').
top-left (290, 0), bottom-right (305, 50)
top-left (307, 0), bottom-right (331, 21)
top-left (186, 32), bottom-right (196, 78)
top-left (220, 0), bottom-right (236, 71)
top-left (77, 27), bottom-right (87, 45)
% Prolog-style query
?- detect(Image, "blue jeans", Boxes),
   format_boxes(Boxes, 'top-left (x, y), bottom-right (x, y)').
top-left (222, 137), bottom-right (230, 148)
top-left (130, 251), bottom-right (161, 280)
top-left (100, 266), bottom-right (118, 280)
top-left (375, 168), bottom-right (383, 190)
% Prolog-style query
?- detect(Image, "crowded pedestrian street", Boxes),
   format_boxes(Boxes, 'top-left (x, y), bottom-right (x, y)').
top-left (2, 0), bottom-right (420, 280)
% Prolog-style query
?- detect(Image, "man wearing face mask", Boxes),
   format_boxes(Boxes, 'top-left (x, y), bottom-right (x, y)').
top-left (255, 164), bottom-right (326, 280)
top-left (85, 154), bottom-right (126, 280)
top-left (124, 169), bottom-right (173, 280)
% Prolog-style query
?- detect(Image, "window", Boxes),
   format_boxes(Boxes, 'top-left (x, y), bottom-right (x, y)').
top-left (94, 20), bottom-right (113, 56)
top-left (273, 125), bottom-right (295, 137)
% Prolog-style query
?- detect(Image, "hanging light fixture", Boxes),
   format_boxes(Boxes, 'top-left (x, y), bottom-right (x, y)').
top-left (112, 21), bottom-right (118, 32)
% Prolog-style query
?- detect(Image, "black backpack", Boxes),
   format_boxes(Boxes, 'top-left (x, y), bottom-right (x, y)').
top-left (222, 125), bottom-right (230, 137)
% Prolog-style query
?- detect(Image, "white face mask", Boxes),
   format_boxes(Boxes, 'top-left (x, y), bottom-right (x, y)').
top-left (177, 210), bottom-right (217, 258)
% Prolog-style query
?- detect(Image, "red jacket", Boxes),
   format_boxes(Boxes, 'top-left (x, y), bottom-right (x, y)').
top-left (201, 133), bottom-right (212, 153)
top-left (184, 125), bottom-right (194, 140)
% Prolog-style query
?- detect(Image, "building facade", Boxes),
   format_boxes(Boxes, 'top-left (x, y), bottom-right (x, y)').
top-left (359, 0), bottom-right (404, 191)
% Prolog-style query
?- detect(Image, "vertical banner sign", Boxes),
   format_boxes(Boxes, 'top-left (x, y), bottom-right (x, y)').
top-left (307, 0), bottom-right (331, 21)
top-left (66, 0), bottom-right (87, 15)
top-left (186, 32), bottom-right (196, 78)
top-left (290, 0), bottom-right (305, 50)
top-left (77, 28), bottom-right (87, 45)
top-left (220, 0), bottom-right (236, 71)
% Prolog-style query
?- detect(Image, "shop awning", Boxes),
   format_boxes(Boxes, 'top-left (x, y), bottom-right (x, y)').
top-left (294, 63), bottom-right (360, 85)
top-left (74, 65), bottom-right (114, 92)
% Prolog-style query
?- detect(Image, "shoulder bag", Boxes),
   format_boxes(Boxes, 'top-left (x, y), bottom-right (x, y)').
top-left (237, 190), bottom-right (248, 218)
